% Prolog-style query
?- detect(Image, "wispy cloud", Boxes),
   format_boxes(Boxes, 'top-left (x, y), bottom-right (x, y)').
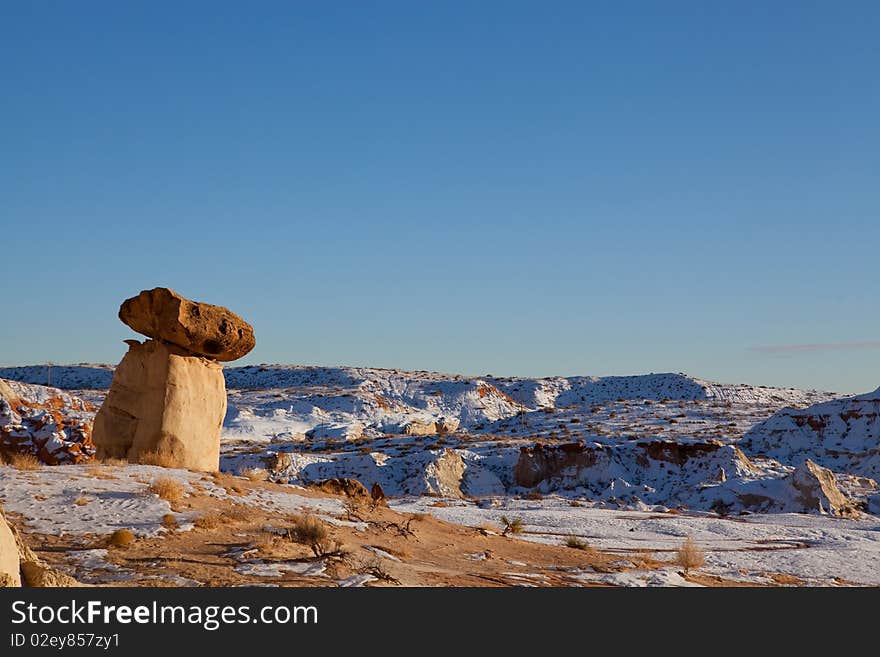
top-left (749, 341), bottom-right (880, 355)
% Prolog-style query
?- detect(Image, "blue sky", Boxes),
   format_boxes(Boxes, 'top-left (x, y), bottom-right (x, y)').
top-left (2, 2), bottom-right (878, 392)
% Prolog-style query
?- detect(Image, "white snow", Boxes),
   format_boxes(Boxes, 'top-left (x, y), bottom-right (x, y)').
top-left (234, 560), bottom-right (326, 577)
top-left (570, 568), bottom-right (704, 587)
top-left (391, 496), bottom-right (880, 586)
top-left (0, 465), bottom-right (346, 539)
top-left (336, 574), bottom-right (377, 587)
top-left (0, 464), bottom-right (198, 537)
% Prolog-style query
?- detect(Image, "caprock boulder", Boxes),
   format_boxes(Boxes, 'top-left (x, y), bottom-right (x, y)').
top-left (119, 287), bottom-right (255, 362)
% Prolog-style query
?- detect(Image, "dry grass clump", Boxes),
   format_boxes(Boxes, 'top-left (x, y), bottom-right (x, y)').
top-left (212, 472), bottom-right (246, 494)
top-left (108, 529), bottom-right (135, 547)
top-left (221, 505), bottom-right (251, 523)
top-left (149, 477), bottom-right (185, 502)
top-left (285, 514), bottom-right (347, 558)
top-left (100, 457), bottom-right (128, 467)
top-left (563, 535), bottom-right (592, 551)
top-left (193, 512), bottom-right (223, 530)
top-left (675, 536), bottom-right (705, 574)
top-left (4, 452), bottom-right (42, 471)
top-left (74, 496), bottom-right (90, 506)
top-left (160, 514), bottom-right (179, 530)
top-left (139, 450), bottom-right (177, 468)
top-left (254, 531), bottom-right (279, 554)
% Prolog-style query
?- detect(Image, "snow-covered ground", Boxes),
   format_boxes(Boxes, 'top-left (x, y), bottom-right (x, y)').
top-left (391, 496), bottom-right (880, 586)
top-left (2, 364), bottom-right (878, 586)
top-left (0, 464), bottom-right (343, 539)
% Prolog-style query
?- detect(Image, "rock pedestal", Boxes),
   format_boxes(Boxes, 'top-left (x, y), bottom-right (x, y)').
top-left (93, 339), bottom-right (226, 472)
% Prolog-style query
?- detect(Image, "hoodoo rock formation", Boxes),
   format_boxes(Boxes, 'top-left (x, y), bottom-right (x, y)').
top-left (93, 288), bottom-right (254, 471)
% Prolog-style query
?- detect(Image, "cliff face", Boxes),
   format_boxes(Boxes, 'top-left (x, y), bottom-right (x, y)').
top-left (513, 439), bottom-right (757, 490)
top-left (514, 442), bottom-right (606, 488)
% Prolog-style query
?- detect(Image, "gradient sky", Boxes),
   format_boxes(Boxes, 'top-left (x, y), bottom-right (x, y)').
top-left (2, 2), bottom-right (879, 393)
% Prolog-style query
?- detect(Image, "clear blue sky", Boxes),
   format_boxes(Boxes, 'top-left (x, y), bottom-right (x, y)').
top-left (2, 2), bottom-right (878, 393)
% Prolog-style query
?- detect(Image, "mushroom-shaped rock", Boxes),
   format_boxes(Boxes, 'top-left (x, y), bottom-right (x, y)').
top-left (119, 287), bottom-right (255, 362)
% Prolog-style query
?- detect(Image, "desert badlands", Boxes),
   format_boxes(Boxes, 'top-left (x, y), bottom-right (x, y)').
top-left (1, 289), bottom-right (879, 587)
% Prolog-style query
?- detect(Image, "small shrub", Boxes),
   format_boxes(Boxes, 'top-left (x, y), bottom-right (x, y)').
top-left (285, 515), bottom-right (346, 558)
top-left (676, 536), bottom-right (705, 574)
top-left (221, 505), bottom-right (251, 523)
top-left (564, 535), bottom-right (591, 551)
top-left (193, 512), bottom-right (223, 529)
top-left (7, 452), bottom-right (41, 471)
top-left (139, 450), bottom-right (177, 468)
top-left (109, 529), bottom-right (135, 547)
top-left (500, 516), bottom-right (524, 537)
top-left (524, 490), bottom-right (543, 501)
top-left (353, 556), bottom-right (400, 585)
top-left (100, 457), bottom-right (128, 467)
top-left (286, 515), bottom-right (327, 549)
top-left (74, 496), bottom-right (90, 506)
top-left (254, 532), bottom-right (278, 554)
top-left (160, 514), bottom-right (179, 530)
top-left (149, 478), bottom-right (185, 502)
top-left (213, 472), bottom-right (245, 494)
top-left (342, 497), bottom-right (366, 521)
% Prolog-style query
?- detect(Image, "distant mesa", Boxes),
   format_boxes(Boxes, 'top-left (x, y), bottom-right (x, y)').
top-left (119, 287), bottom-right (255, 362)
top-left (92, 287), bottom-right (255, 472)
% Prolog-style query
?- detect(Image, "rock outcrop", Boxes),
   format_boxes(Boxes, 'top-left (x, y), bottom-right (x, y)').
top-left (263, 451), bottom-right (294, 475)
top-left (423, 449), bottom-right (466, 497)
top-left (404, 420), bottom-right (439, 436)
top-left (311, 478), bottom-right (370, 498)
top-left (515, 441), bottom-right (605, 488)
top-left (0, 380), bottom-right (20, 408)
top-left (1, 379), bottom-right (94, 465)
top-left (436, 418), bottom-right (460, 434)
top-left (742, 389), bottom-right (880, 478)
top-left (513, 439), bottom-right (764, 512)
top-left (0, 510), bottom-right (20, 587)
top-left (788, 459), bottom-right (859, 518)
top-left (1, 511), bottom-right (84, 587)
top-left (403, 417), bottom-right (460, 436)
top-left (93, 339), bottom-right (226, 472)
top-left (119, 287), bottom-right (255, 362)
